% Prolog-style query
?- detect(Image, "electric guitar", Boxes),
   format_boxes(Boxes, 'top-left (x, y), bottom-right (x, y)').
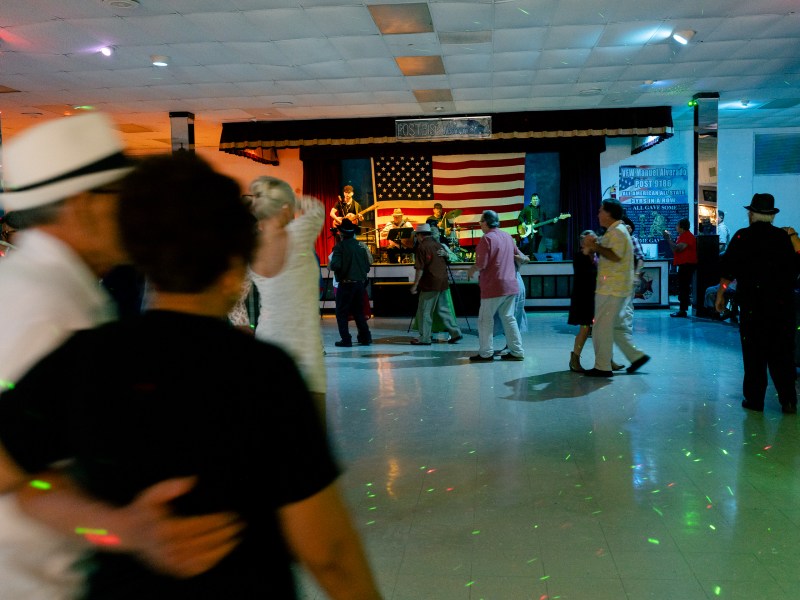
top-left (517, 213), bottom-right (571, 238)
top-left (331, 203), bottom-right (378, 227)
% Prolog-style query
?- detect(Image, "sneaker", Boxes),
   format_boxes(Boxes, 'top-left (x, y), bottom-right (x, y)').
top-left (469, 354), bottom-right (495, 362)
top-left (334, 340), bottom-right (352, 347)
top-left (583, 368), bottom-right (613, 377)
top-left (358, 338), bottom-right (372, 346)
top-left (626, 355), bottom-right (650, 374)
top-left (447, 334), bottom-right (463, 344)
top-left (610, 361), bottom-right (625, 371)
top-left (410, 338), bottom-right (431, 345)
top-left (670, 311), bottom-right (688, 318)
top-left (500, 353), bottom-right (524, 361)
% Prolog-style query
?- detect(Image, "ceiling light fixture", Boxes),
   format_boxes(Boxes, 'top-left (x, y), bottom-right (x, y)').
top-left (672, 30), bottom-right (695, 45)
top-left (100, 46), bottom-right (113, 57)
top-left (740, 99), bottom-right (750, 107)
top-left (151, 55), bottom-right (169, 67)
top-left (102, 0), bottom-right (140, 8)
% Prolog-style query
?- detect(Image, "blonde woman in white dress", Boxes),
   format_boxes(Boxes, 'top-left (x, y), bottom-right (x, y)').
top-left (249, 177), bottom-right (326, 419)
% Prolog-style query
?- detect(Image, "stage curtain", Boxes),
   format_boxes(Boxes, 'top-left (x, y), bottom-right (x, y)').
top-left (303, 158), bottom-right (340, 265)
top-left (559, 139), bottom-right (604, 258)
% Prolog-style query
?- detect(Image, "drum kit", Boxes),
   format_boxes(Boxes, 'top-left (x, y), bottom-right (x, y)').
top-left (438, 209), bottom-right (477, 261)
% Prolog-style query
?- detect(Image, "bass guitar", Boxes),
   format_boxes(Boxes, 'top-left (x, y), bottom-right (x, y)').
top-left (517, 213), bottom-right (571, 238)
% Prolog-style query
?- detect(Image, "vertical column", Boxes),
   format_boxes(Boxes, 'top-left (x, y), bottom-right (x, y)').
top-left (169, 111), bottom-right (195, 153)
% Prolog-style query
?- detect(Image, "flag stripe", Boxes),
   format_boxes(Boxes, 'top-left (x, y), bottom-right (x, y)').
top-left (434, 187), bottom-right (525, 201)
top-left (433, 173), bottom-right (524, 186)
top-left (432, 156), bottom-right (526, 170)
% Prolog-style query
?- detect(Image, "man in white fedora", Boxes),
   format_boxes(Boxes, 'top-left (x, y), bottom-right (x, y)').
top-left (0, 113), bottom-right (240, 598)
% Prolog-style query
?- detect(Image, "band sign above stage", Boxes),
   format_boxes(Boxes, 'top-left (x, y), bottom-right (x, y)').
top-left (395, 116), bottom-right (492, 140)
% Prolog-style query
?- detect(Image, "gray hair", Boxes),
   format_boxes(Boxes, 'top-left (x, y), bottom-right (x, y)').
top-left (482, 210), bottom-right (499, 228)
top-left (750, 212), bottom-right (775, 223)
top-left (249, 176), bottom-right (296, 220)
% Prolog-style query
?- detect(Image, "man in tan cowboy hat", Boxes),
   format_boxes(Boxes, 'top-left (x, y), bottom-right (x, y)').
top-left (0, 114), bottom-right (241, 597)
top-left (715, 193), bottom-right (800, 415)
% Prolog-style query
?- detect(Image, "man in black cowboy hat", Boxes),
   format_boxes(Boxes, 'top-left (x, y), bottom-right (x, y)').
top-left (715, 193), bottom-right (800, 414)
top-left (329, 219), bottom-right (373, 347)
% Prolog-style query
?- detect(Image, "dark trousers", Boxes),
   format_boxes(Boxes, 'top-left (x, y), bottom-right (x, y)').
top-left (677, 263), bottom-right (696, 312)
top-left (335, 281), bottom-right (371, 343)
top-left (740, 312), bottom-right (797, 408)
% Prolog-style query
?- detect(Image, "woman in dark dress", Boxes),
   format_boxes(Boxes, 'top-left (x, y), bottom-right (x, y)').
top-left (568, 230), bottom-right (597, 372)
top-left (568, 230), bottom-right (624, 372)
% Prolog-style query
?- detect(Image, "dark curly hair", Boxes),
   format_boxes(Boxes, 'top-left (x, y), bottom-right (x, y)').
top-left (118, 153), bottom-right (256, 293)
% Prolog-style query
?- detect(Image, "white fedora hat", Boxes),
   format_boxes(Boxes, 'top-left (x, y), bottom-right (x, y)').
top-left (0, 113), bottom-right (134, 211)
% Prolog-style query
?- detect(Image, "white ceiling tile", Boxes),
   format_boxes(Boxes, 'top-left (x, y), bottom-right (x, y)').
top-left (537, 48), bottom-right (591, 69)
top-left (494, 0), bottom-right (557, 29)
top-left (329, 36), bottom-right (388, 60)
top-left (223, 42), bottom-right (293, 66)
top-left (596, 22), bottom-right (670, 48)
top-left (243, 9), bottom-right (325, 41)
top-left (492, 71), bottom-right (534, 87)
top-left (443, 54), bottom-right (492, 74)
top-left (533, 68), bottom-right (580, 85)
top-left (373, 90), bottom-right (416, 103)
top-left (493, 51), bottom-right (538, 72)
top-left (273, 39), bottom-right (341, 65)
top-left (493, 28), bottom-right (547, 53)
top-left (4, 20), bottom-right (104, 54)
top-left (452, 87), bottom-right (492, 101)
top-left (440, 42), bottom-right (491, 57)
top-left (361, 76), bottom-right (409, 92)
top-left (305, 6), bottom-right (379, 36)
top-left (543, 25), bottom-right (605, 50)
top-left (493, 85), bottom-right (532, 100)
top-left (701, 15), bottom-right (785, 43)
top-left (182, 12), bottom-right (268, 42)
top-left (300, 60), bottom-right (353, 78)
top-left (429, 2), bottom-right (493, 31)
top-left (347, 58), bottom-right (402, 77)
top-left (671, 41), bottom-right (742, 63)
top-left (732, 38), bottom-right (799, 60)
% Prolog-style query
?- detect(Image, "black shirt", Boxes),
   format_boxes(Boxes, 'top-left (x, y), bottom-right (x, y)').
top-left (0, 311), bottom-right (339, 599)
top-left (720, 221), bottom-right (799, 317)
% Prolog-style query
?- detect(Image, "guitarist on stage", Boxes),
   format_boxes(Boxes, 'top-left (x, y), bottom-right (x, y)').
top-left (517, 192), bottom-right (545, 258)
top-left (330, 185), bottom-right (364, 227)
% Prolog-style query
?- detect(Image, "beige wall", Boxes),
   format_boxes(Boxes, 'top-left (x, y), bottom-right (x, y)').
top-left (197, 147), bottom-right (304, 196)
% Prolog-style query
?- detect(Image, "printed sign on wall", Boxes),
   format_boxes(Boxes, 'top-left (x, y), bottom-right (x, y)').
top-left (618, 164), bottom-right (689, 247)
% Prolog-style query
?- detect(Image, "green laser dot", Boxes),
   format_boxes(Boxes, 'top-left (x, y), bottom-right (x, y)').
top-left (29, 480), bottom-right (52, 491)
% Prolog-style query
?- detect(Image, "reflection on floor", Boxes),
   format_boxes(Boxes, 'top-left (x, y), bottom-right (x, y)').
top-left (298, 310), bottom-right (799, 600)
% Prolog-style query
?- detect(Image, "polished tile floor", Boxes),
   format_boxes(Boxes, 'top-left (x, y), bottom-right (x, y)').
top-left (299, 308), bottom-right (800, 600)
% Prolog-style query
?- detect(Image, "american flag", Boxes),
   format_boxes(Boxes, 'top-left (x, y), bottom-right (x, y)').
top-left (372, 153), bottom-right (525, 245)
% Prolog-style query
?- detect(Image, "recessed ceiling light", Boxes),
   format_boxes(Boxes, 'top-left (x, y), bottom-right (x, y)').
top-left (150, 55), bottom-right (169, 67)
top-left (672, 30), bottom-right (695, 45)
top-left (100, 46), bottom-right (113, 57)
top-left (272, 101), bottom-right (294, 106)
top-left (102, 0), bottom-right (140, 8)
